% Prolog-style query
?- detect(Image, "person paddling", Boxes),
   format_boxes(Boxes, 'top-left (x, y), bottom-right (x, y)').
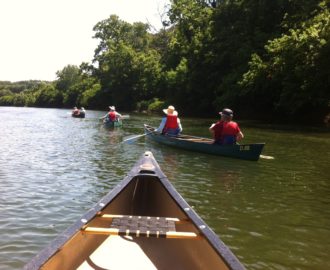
top-left (80, 107), bottom-right (86, 116)
top-left (209, 108), bottom-right (244, 145)
top-left (156, 105), bottom-right (182, 136)
top-left (101, 106), bottom-right (122, 123)
top-left (72, 106), bottom-right (79, 116)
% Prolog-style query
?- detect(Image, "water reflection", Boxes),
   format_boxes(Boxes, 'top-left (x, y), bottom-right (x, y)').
top-left (105, 128), bottom-right (124, 145)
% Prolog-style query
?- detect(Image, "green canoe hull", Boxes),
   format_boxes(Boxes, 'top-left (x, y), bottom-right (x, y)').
top-left (144, 124), bottom-right (265, 161)
top-left (104, 120), bottom-right (123, 128)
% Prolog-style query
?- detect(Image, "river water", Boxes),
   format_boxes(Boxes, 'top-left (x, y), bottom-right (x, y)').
top-left (0, 107), bottom-right (329, 270)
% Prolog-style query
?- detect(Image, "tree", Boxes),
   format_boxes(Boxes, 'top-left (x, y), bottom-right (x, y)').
top-left (34, 83), bottom-right (63, 108)
top-left (55, 65), bottom-right (83, 107)
top-left (164, 0), bottom-right (216, 114)
top-left (91, 15), bottom-right (163, 110)
top-left (240, 2), bottom-right (330, 123)
top-left (93, 15), bottom-right (151, 57)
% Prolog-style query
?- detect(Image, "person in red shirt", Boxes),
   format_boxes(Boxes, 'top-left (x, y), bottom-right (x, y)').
top-left (72, 106), bottom-right (79, 116)
top-left (209, 108), bottom-right (244, 145)
top-left (156, 105), bottom-right (182, 136)
top-left (101, 106), bottom-right (122, 123)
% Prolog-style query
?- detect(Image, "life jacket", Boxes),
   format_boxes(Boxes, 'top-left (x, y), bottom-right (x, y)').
top-left (164, 114), bottom-right (178, 129)
top-left (222, 121), bottom-right (240, 136)
top-left (108, 111), bottom-right (116, 121)
top-left (212, 121), bottom-right (224, 141)
top-left (221, 121), bottom-right (240, 144)
top-left (73, 109), bottom-right (79, 115)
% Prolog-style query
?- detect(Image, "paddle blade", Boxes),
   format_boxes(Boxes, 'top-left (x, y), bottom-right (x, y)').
top-left (121, 115), bottom-right (130, 119)
top-left (260, 155), bottom-right (275, 160)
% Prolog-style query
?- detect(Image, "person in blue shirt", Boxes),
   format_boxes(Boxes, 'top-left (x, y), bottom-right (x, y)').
top-left (156, 105), bottom-right (182, 136)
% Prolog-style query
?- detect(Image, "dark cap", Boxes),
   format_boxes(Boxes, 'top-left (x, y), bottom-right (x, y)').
top-left (219, 108), bottom-right (233, 116)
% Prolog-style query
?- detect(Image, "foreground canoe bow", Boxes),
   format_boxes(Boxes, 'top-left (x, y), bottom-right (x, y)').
top-left (144, 124), bottom-right (265, 161)
top-left (24, 151), bottom-right (245, 270)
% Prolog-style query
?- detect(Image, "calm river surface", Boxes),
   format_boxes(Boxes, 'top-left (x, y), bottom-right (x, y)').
top-left (0, 107), bottom-right (329, 270)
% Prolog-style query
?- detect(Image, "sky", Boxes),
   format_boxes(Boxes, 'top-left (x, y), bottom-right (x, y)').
top-left (0, 0), bottom-right (170, 82)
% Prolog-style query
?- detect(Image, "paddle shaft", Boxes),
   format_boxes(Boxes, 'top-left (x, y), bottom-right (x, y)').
top-left (122, 132), bottom-right (153, 143)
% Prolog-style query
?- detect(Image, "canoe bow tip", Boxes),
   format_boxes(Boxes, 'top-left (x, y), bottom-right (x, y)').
top-left (139, 151), bottom-right (156, 173)
top-left (144, 151), bottom-right (153, 157)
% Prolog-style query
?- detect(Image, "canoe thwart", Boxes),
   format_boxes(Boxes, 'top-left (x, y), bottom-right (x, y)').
top-left (82, 214), bottom-right (197, 239)
top-left (82, 227), bottom-right (198, 239)
top-left (98, 214), bottom-right (189, 224)
top-left (99, 214), bottom-right (179, 222)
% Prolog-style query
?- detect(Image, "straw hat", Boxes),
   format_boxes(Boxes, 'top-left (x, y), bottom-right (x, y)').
top-left (219, 108), bottom-right (233, 116)
top-left (163, 105), bottom-right (178, 116)
top-left (109, 106), bottom-right (116, 111)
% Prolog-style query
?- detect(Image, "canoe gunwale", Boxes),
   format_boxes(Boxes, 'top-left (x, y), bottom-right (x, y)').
top-left (24, 151), bottom-right (245, 270)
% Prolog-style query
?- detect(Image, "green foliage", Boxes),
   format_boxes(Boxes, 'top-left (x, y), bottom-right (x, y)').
top-left (92, 15), bottom-right (163, 111)
top-left (1, 0), bottom-right (329, 125)
top-left (148, 98), bottom-right (165, 113)
top-left (55, 65), bottom-right (83, 107)
top-left (136, 98), bottom-right (165, 113)
top-left (0, 89), bottom-right (13, 97)
top-left (240, 4), bottom-right (330, 121)
top-left (93, 15), bottom-right (151, 56)
top-left (79, 78), bottom-right (102, 107)
top-left (96, 41), bottom-right (137, 110)
top-left (164, 0), bottom-right (217, 114)
top-left (55, 65), bottom-right (79, 89)
top-left (34, 84), bottom-right (63, 108)
top-left (0, 80), bottom-right (46, 106)
top-left (132, 50), bottom-right (162, 100)
top-left (164, 57), bottom-right (188, 107)
top-left (0, 95), bottom-right (14, 105)
top-left (136, 100), bottom-right (150, 112)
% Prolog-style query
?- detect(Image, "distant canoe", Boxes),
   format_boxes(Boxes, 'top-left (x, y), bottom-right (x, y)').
top-left (103, 120), bottom-right (123, 128)
top-left (144, 124), bottom-right (265, 161)
top-left (72, 112), bottom-right (85, 118)
top-left (24, 151), bottom-right (245, 270)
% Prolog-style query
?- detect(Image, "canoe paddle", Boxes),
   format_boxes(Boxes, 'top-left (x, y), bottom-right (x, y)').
top-left (260, 154), bottom-right (275, 159)
top-left (122, 132), bottom-right (153, 144)
top-left (100, 115), bottom-right (129, 120)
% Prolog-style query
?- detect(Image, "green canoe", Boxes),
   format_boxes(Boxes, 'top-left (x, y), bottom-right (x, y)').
top-left (144, 124), bottom-right (265, 161)
top-left (103, 120), bottom-right (123, 128)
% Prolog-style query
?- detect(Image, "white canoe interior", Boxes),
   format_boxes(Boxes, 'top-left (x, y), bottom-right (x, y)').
top-left (77, 235), bottom-right (158, 270)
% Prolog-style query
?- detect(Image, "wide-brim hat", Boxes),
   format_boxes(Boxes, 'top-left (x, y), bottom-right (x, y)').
top-left (219, 108), bottom-right (233, 116)
top-left (109, 106), bottom-right (116, 111)
top-left (163, 105), bottom-right (178, 116)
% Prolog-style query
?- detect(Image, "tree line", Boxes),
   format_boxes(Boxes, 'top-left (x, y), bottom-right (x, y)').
top-left (0, 0), bottom-right (329, 125)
